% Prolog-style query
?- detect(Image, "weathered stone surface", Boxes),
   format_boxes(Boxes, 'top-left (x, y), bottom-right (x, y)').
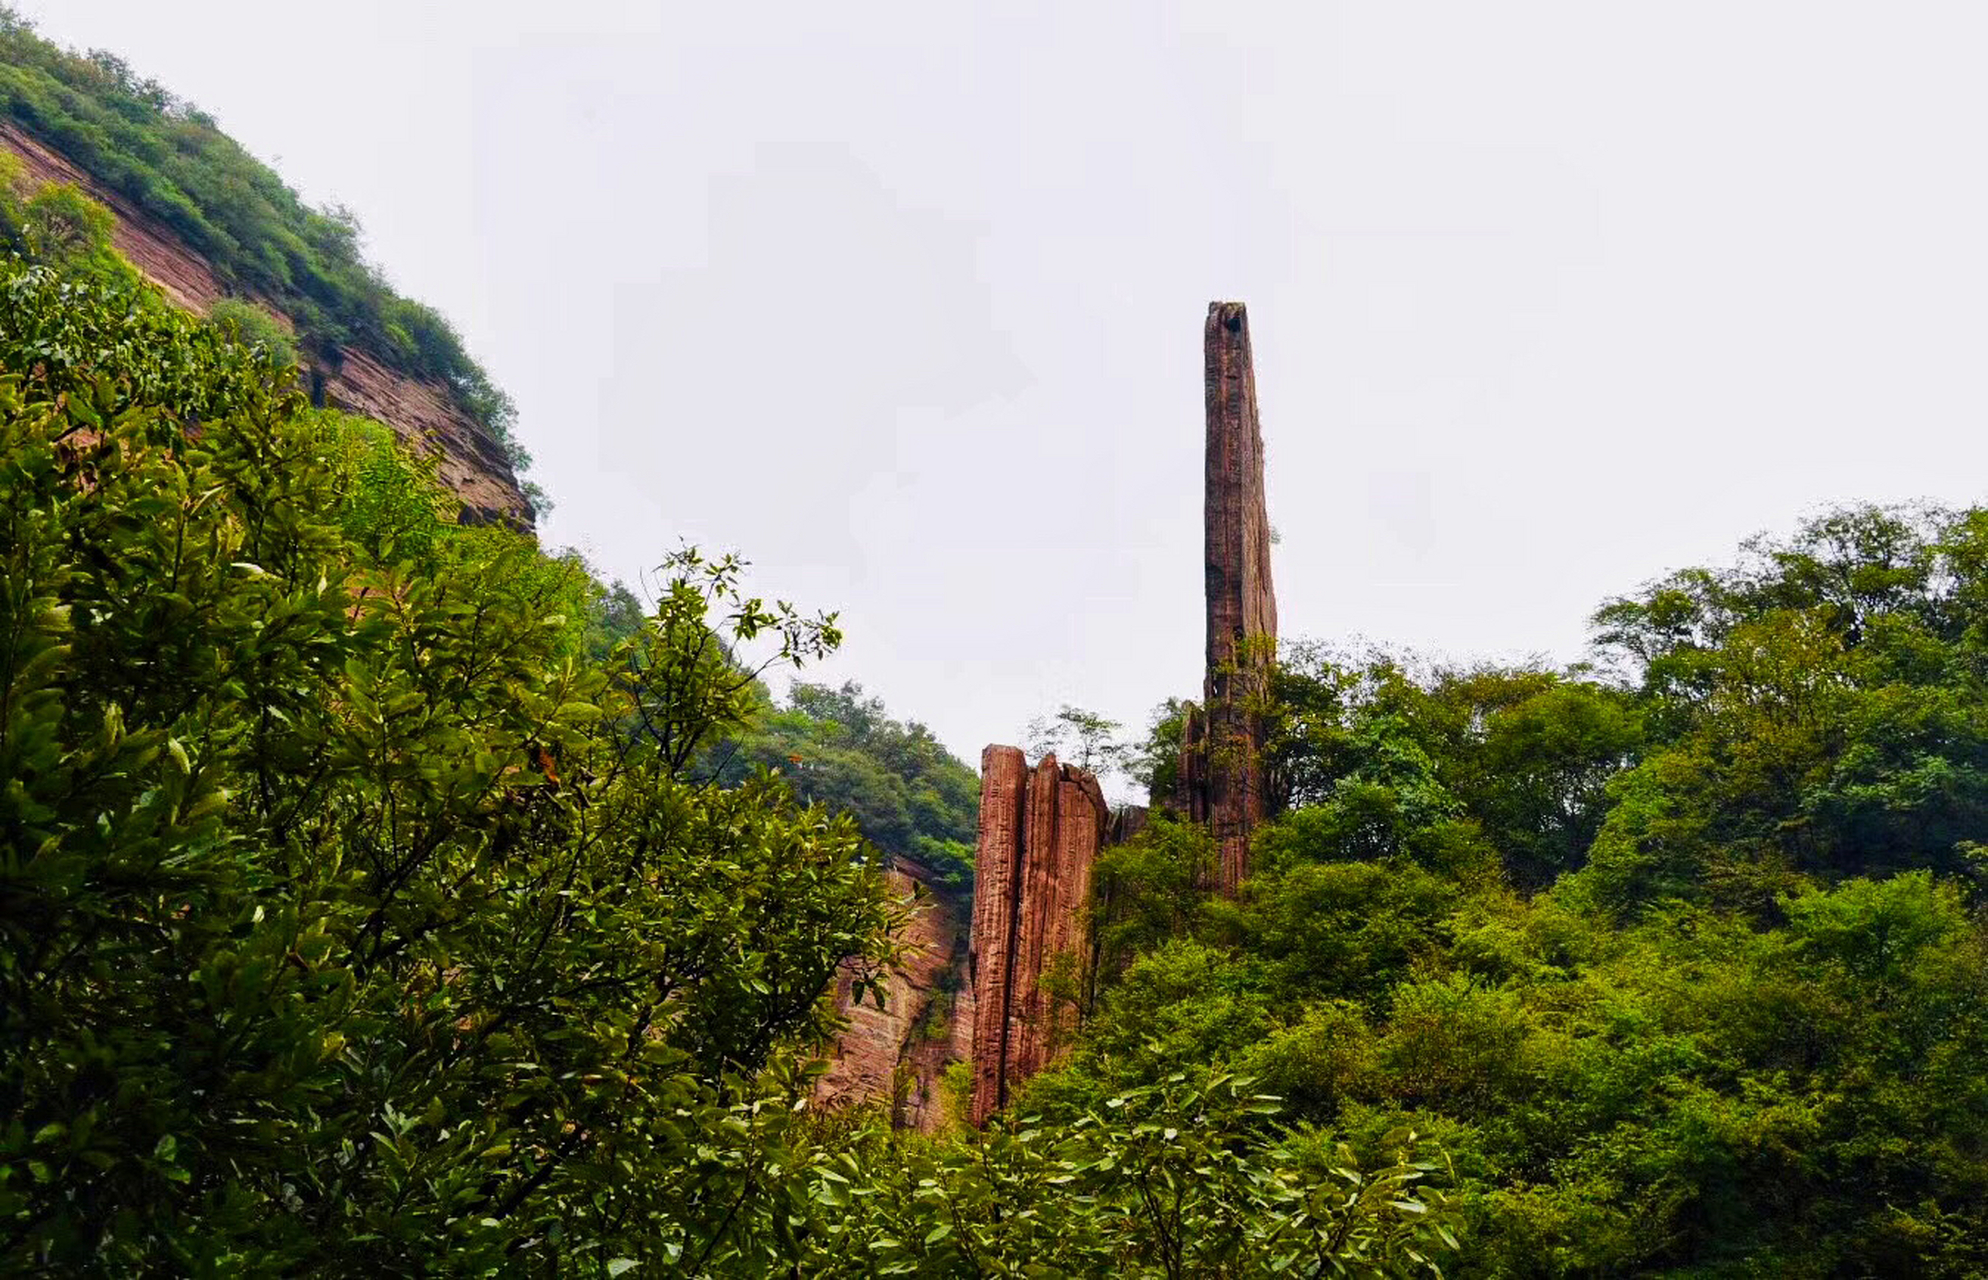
top-left (1174, 703), bottom-right (1210, 824)
top-left (1106, 805), bottom-right (1150, 846)
top-left (1191, 301), bottom-right (1278, 894)
top-left (967, 747), bottom-right (1109, 1126)
top-left (814, 857), bottom-right (971, 1133)
top-left (0, 122), bottom-right (535, 529)
top-left (967, 746), bottom-right (1029, 1126)
top-left (316, 344), bottom-right (533, 529)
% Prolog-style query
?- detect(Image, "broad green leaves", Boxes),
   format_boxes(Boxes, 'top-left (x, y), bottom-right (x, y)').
top-left (0, 263), bottom-right (895, 1273)
top-left (773, 1074), bottom-right (1453, 1279)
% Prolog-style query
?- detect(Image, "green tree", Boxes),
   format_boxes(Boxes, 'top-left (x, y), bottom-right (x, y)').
top-left (1031, 503), bottom-right (1988, 1277)
top-left (781, 1074), bottom-right (1456, 1278)
top-left (0, 259), bottom-right (899, 1272)
top-left (721, 680), bottom-right (981, 895)
top-left (207, 297), bottom-right (296, 368)
top-left (1025, 702), bottom-right (1131, 780)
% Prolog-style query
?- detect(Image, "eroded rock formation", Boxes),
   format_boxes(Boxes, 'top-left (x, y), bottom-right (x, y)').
top-left (1187, 301), bottom-right (1278, 895)
top-left (0, 122), bottom-right (534, 528)
top-left (813, 857), bottom-right (973, 1133)
top-left (967, 747), bottom-right (1109, 1126)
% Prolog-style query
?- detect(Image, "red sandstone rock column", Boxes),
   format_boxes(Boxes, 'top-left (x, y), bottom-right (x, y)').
top-left (1008, 762), bottom-right (1106, 1083)
top-left (967, 746), bottom-right (1029, 1127)
top-left (967, 750), bottom-right (1109, 1126)
top-left (1201, 301), bottom-right (1278, 895)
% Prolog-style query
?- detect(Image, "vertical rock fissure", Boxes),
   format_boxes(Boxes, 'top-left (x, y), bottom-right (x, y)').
top-left (993, 769), bottom-right (1026, 1114)
top-left (968, 746), bottom-right (1031, 1126)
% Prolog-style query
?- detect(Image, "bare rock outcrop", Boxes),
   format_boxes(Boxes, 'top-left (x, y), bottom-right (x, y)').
top-left (1184, 301), bottom-right (1278, 894)
top-left (814, 857), bottom-right (972, 1133)
top-left (316, 345), bottom-right (532, 528)
top-left (967, 747), bottom-right (1108, 1127)
top-left (0, 122), bottom-right (534, 529)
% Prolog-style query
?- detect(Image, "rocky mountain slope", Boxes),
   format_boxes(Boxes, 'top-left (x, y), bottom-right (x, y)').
top-left (0, 120), bottom-right (532, 527)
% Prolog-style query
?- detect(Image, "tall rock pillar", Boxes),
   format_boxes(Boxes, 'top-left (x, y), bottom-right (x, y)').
top-left (966, 747), bottom-right (1108, 1127)
top-left (1197, 301), bottom-right (1278, 895)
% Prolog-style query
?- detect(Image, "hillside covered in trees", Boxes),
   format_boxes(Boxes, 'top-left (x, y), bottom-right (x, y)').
top-left (721, 681), bottom-right (981, 895)
top-left (0, 7), bottom-right (535, 500)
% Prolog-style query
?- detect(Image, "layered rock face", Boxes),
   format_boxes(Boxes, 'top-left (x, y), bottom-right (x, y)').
top-left (317, 344), bottom-right (532, 529)
top-left (814, 858), bottom-right (972, 1132)
top-left (0, 122), bottom-right (534, 528)
top-left (967, 748), bottom-right (1109, 1127)
top-left (1187, 301), bottom-right (1279, 894)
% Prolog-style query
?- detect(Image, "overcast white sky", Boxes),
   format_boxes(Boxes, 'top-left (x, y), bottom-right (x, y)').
top-left (22, 2), bottom-right (1988, 777)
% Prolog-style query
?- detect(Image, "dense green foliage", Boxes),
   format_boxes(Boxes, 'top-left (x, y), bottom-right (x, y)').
top-left (0, 151), bottom-right (138, 293)
top-left (1582, 506), bottom-right (1988, 908)
top-left (0, 7), bottom-right (527, 475)
top-left (1052, 506), bottom-right (1988, 1277)
top-left (0, 256), bottom-right (1451, 1276)
top-left (722, 681), bottom-right (981, 894)
top-left (0, 260), bottom-right (904, 1271)
top-left (791, 1073), bottom-right (1455, 1278)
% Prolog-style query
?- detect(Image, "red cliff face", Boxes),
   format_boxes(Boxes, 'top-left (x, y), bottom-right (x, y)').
top-left (315, 344), bottom-right (532, 529)
top-left (967, 747), bottom-right (1108, 1127)
top-left (814, 859), bottom-right (972, 1133)
top-left (1188, 301), bottom-right (1278, 895)
top-left (0, 122), bottom-right (534, 529)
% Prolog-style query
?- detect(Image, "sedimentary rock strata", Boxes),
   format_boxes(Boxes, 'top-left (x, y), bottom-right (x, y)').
top-left (813, 857), bottom-right (972, 1132)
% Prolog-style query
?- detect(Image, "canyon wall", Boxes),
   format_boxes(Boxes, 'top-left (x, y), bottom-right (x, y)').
top-left (967, 748), bottom-right (1109, 1127)
top-left (0, 122), bottom-right (533, 528)
top-left (1186, 301), bottom-right (1278, 894)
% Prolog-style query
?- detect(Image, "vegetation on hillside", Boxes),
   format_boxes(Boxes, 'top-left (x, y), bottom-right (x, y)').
top-left (1052, 506), bottom-right (1988, 1276)
top-left (722, 681), bottom-right (981, 895)
top-left (5, 29), bottom-right (1985, 1268)
top-left (0, 258), bottom-right (897, 1271)
top-left (0, 6), bottom-right (530, 485)
top-left (0, 249), bottom-right (1457, 1274)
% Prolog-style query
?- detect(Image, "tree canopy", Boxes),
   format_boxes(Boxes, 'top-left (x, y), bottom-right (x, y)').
top-left (0, 257), bottom-right (901, 1271)
top-left (1057, 503), bottom-right (1988, 1276)
top-left (721, 680), bottom-right (981, 895)
top-left (0, 246), bottom-right (1456, 1276)
top-left (5, 24), bottom-right (1987, 1267)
